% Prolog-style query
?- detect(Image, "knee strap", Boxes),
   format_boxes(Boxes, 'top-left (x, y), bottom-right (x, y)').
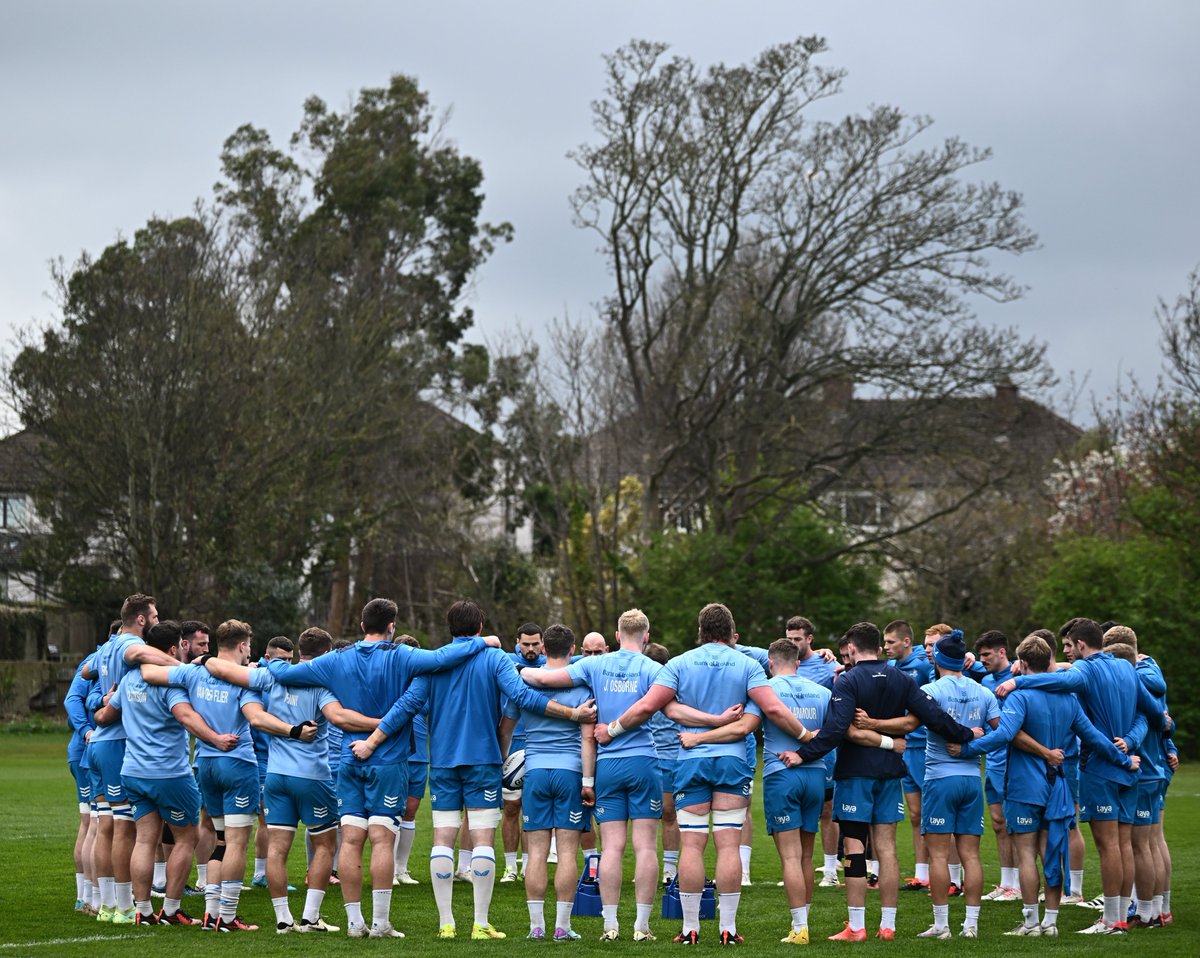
top-left (676, 809), bottom-right (709, 830)
top-left (467, 807), bottom-right (501, 831)
top-left (712, 807), bottom-right (747, 829)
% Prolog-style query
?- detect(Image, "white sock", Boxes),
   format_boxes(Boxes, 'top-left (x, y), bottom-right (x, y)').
top-left (868, 860), bottom-right (879, 877)
top-left (718, 892), bottom-right (741, 933)
top-left (272, 895), bottom-right (293, 924)
top-left (790, 905), bottom-right (808, 930)
top-left (196, 863), bottom-right (207, 887)
top-left (345, 900), bottom-right (364, 927)
top-left (964, 904), bottom-right (980, 928)
top-left (303, 888), bottom-right (326, 922)
top-left (680, 892), bottom-right (702, 934)
top-left (848, 905), bottom-right (865, 932)
top-left (1163, 889), bottom-right (1172, 912)
top-left (458, 848), bottom-right (471, 872)
top-left (738, 845), bottom-right (751, 876)
top-left (204, 883), bottom-right (219, 918)
top-left (880, 906), bottom-right (896, 931)
top-left (372, 888), bottom-right (392, 927)
top-left (115, 881), bottom-right (133, 911)
top-left (1152, 894), bottom-right (1163, 919)
top-left (135, 898), bottom-right (153, 917)
top-left (1002, 866), bottom-right (1019, 889)
top-left (635, 901), bottom-right (652, 932)
top-left (163, 896), bottom-right (181, 916)
top-left (1070, 869), bottom-right (1083, 896)
top-left (521, 852), bottom-right (529, 873)
top-left (824, 854), bottom-right (839, 877)
top-left (218, 880), bottom-right (242, 922)
top-left (528, 899), bottom-right (545, 929)
top-left (254, 857), bottom-right (267, 880)
top-left (1023, 904), bottom-right (1038, 927)
top-left (431, 846), bottom-right (456, 926)
top-left (556, 899), bottom-right (573, 932)
top-left (948, 862), bottom-right (962, 884)
top-left (394, 821), bottom-right (416, 874)
top-left (153, 861), bottom-right (166, 886)
top-left (602, 903), bottom-right (618, 930)
top-left (506, 851), bottom-right (518, 871)
top-left (933, 903), bottom-right (949, 928)
top-left (75, 873), bottom-right (86, 899)
top-left (663, 849), bottom-right (679, 879)
top-left (471, 846), bottom-right (496, 926)
top-left (915, 862), bottom-right (929, 883)
top-left (1043, 907), bottom-right (1058, 927)
top-left (91, 883), bottom-right (101, 909)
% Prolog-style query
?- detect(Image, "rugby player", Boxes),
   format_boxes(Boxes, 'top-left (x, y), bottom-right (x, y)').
top-left (82, 594), bottom-right (176, 923)
top-left (355, 599), bottom-right (594, 940)
top-left (95, 620), bottom-right (238, 926)
top-left (258, 598), bottom-right (495, 937)
top-left (515, 624), bottom-right (595, 941)
top-left (794, 622), bottom-right (977, 942)
top-left (955, 633), bottom-right (1137, 936)
top-left (501, 623), bottom-right (545, 882)
top-left (974, 630), bottom-right (1020, 902)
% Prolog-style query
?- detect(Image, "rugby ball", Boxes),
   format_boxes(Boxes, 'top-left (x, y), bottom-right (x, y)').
top-left (502, 749), bottom-right (526, 790)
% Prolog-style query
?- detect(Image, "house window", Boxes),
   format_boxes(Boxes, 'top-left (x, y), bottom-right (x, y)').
top-left (829, 491), bottom-right (891, 529)
top-left (0, 496), bottom-right (27, 529)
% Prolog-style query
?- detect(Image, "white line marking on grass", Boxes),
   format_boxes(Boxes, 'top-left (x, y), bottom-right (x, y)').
top-left (1, 934), bottom-right (141, 948)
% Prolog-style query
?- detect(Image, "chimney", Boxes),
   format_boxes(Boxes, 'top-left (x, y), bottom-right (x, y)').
top-left (994, 377), bottom-right (1018, 417)
top-left (823, 377), bottom-right (853, 409)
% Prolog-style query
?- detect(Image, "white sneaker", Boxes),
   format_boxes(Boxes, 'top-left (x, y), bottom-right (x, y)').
top-left (347, 923), bottom-right (370, 938)
top-left (600, 928), bottom-right (620, 941)
top-left (1060, 894), bottom-right (1084, 905)
top-left (1004, 923), bottom-right (1041, 937)
top-left (1077, 919), bottom-right (1124, 935)
top-left (454, 867), bottom-right (472, 883)
top-left (1038, 923), bottom-right (1059, 937)
top-left (369, 921), bottom-right (405, 938)
top-left (818, 874), bottom-right (841, 888)
top-left (993, 886), bottom-right (1021, 902)
top-left (394, 871), bottom-right (419, 885)
top-left (500, 868), bottom-right (519, 883)
top-left (981, 885), bottom-right (1004, 901)
top-left (959, 925), bottom-right (978, 939)
top-left (1078, 896), bottom-right (1104, 910)
top-left (917, 925), bottom-right (951, 939)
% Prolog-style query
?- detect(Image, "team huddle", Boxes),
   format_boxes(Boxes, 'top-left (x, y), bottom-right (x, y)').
top-left (63, 594), bottom-right (1177, 943)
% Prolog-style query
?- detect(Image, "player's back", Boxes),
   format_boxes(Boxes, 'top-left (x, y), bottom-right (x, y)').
top-left (425, 644), bottom-right (513, 767)
top-left (90, 634), bottom-right (143, 741)
top-left (565, 648), bottom-right (659, 759)
top-left (522, 684), bottom-right (593, 773)
top-left (116, 672), bottom-right (191, 778)
top-left (763, 674), bottom-right (830, 776)
top-left (168, 664), bottom-right (258, 763)
top-left (258, 673), bottom-right (337, 779)
top-left (922, 675), bottom-right (997, 777)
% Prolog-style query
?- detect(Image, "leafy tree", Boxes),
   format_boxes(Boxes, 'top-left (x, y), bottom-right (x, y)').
top-left (572, 37), bottom-right (1050, 548)
top-left (636, 497), bottom-right (881, 651)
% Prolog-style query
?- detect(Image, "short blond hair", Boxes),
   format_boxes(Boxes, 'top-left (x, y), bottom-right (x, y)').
top-left (924, 622), bottom-right (953, 638)
top-left (1103, 625), bottom-right (1137, 652)
top-left (618, 608), bottom-right (650, 639)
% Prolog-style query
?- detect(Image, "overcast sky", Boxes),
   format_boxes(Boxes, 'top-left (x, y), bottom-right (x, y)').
top-left (2, 1), bottom-right (1197, 426)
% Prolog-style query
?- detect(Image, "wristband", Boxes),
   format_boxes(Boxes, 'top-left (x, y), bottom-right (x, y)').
top-left (581, 776), bottom-right (595, 787)
top-left (196, 654), bottom-right (212, 668)
top-left (878, 735), bottom-right (894, 751)
top-left (608, 720), bottom-right (627, 738)
top-left (289, 724), bottom-right (304, 739)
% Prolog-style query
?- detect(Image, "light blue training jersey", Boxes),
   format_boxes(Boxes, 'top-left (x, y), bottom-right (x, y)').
top-left (269, 637), bottom-right (486, 767)
top-left (248, 669), bottom-right (338, 780)
top-left (655, 642), bottom-right (768, 761)
top-left (564, 648), bottom-right (660, 761)
top-left (167, 664), bottom-right (261, 765)
top-left (762, 674), bottom-right (830, 777)
top-left (921, 674), bottom-right (999, 780)
top-left (112, 671), bottom-right (192, 779)
top-left (89, 633), bottom-right (145, 743)
top-left (520, 678), bottom-right (594, 773)
top-left (380, 639), bottom-right (552, 768)
top-left (888, 649), bottom-right (935, 747)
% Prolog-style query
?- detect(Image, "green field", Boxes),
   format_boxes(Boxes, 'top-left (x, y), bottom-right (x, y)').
top-left (0, 733), bottom-right (1194, 956)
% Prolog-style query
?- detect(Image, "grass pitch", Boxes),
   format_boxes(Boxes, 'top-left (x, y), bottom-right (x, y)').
top-left (0, 732), bottom-right (1195, 956)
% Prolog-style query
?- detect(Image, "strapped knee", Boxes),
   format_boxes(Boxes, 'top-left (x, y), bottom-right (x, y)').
top-left (111, 804), bottom-right (133, 823)
top-left (838, 818), bottom-right (870, 844)
top-left (845, 852), bottom-right (867, 879)
top-left (712, 807), bottom-right (747, 829)
top-left (467, 807), bottom-right (501, 831)
top-left (368, 815), bottom-right (400, 834)
top-left (432, 810), bottom-right (463, 830)
top-left (676, 810), bottom-right (709, 830)
top-left (210, 841), bottom-right (226, 862)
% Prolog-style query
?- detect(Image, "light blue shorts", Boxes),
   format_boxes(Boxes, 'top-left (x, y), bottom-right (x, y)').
top-left (596, 756), bottom-right (663, 822)
top-left (834, 776), bottom-right (904, 824)
top-left (901, 746), bottom-right (925, 795)
top-left (338, 762), bottom-right (407, 820)
top-left (197, 757), bottom-right (260, 818)
top-left (1134, 779), bottom-right (1162, 826)
top-left (922, 775), bottom-right (983, 835)
top-left (763, 767), bottom-right (824, 834)
top-left (428, 763), bottom-right (501, 811)
top-left (91, 739), bottom-right (128, 805)
top-left (264, 772), bottom-right (338, 830)
top-left (672, 756), bottom-right (750, 811)
top-left (1078, 772), bottom-right (1135, 824)
top-left (407, 763), bottom-right (429, 802)
top-left (523, 767), bottom-right (586, 832)
top-left (124, 774), bottom-right (201, 826)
